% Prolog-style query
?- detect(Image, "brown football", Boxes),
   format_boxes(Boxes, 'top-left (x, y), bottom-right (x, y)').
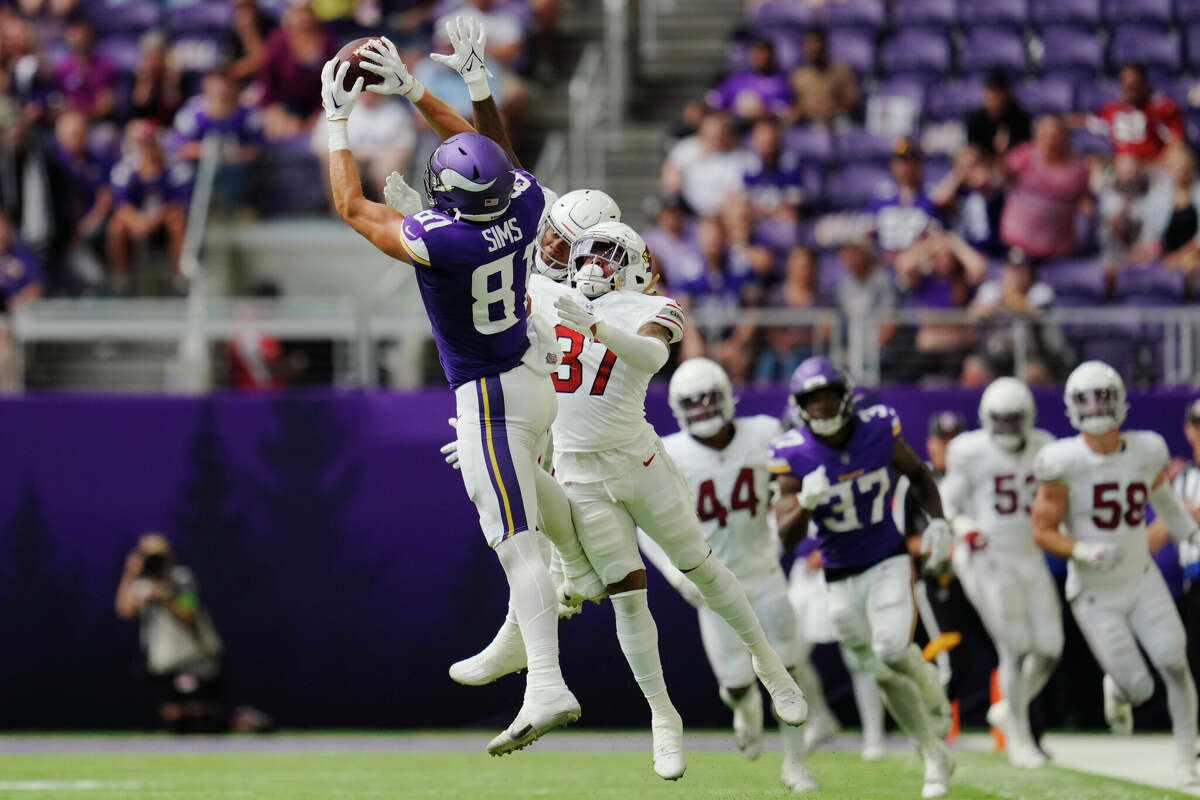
top-left (335, 37), bottom-right (386, 93)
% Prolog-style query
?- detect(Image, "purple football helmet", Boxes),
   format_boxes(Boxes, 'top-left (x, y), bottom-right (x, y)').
top-left (786, 357), bottom-right (855, 436)
top-left (424, 132), bottom-right (516, 222)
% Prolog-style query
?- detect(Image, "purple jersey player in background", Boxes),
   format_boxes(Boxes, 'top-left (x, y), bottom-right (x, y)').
top-left (319, 35), bottom-right (588, 757)
top-left (769, 357), bottom-right (956, 800)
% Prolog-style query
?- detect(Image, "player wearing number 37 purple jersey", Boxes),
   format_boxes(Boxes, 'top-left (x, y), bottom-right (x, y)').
top-left (320, 41), bottom-right (590, 757)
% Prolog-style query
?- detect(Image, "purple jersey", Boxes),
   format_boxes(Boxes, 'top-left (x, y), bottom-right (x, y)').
top-left (768, 403), bottom-right (906, 574)
top-left (172, 98), bottom-right (264, 151)
top-left (397, 169), bottom-right (545, 388)
top-left (110, 158), bottom-right (193, 210)
top-left (0, 244), bottom-right (43, 306)
top-left (867, 190), bottom-right (940, 253)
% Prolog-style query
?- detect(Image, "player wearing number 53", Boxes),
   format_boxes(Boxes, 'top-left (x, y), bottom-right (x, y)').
top-left (320, 39), bottom-right (596, 757)
top-left (1031, 360), bottom-right (1200, 788)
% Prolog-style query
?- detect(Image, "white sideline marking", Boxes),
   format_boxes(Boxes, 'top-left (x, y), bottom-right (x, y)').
top-left (0, 781), bottom-right (141, 791)
top-left (1042, 733), bottom-right (1200, 796)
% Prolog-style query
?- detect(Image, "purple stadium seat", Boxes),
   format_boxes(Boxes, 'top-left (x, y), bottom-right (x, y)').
top-left (755, 217), bottom-right (801, 254)
top-left (1181, 0), bottom-right (1200, 22)
top-left (921, 156), bottom-right (951, 193)
top-left (959, 0), bottom-right (1028, 29)
top-left (84, 0), bottom-right (160, 34)
top-left (817, 249), bottom-right (848, 298)
top-left (802, 166), bottom-right (825, 207)
top-left (1038, 26), bottom-right (1104, 73)
top-left (880, 28), bottom-right (950, 76)
top-left (170, 32), bottom-right (223, 73)
top-left (1029, 0), bottom-right (1100, 27)
top-left (1102, 0), bottom-right (1172, 25)
top-left (825, 163), bottom-right (896, 209)
top-left (924, 79), bottom-right (985, 120)
top-left (1114, 265), bottom-right (1187, 302)
top-left (874, 77), bottom-right (928, 110)
top-left (819, 0), bottom-right (886, 30)
top-left (1186, 24), bottom-right (1200, 71)
top-left (768, 32), bottom-right (804, 72)
top-left (1070, 128), bottom-right (1113, 155)
top-left (960, 28), bottom-right (1027, 75)
top-left (836, 126), bottom-right (897, 163)
top-left (1014, 77), bottom-right (1075, 115)
top-left (95, 35), bottom-right (141, 73)
top-left (1076, 79), bottom-right (1121, 111)
top-left (1039, 258), bottom-right (1107, 302)
top-left (750, 0), bottom-right (817, 29)
top-left (167, 1), bottom-right (233, 32)
top-left (828, 29), bottom-right (875, 75)
top-left (1109, 26), bottom-right (1180, 73)
top-left (891, 0), bottom-right (958, 29)
top-left (1079, 338), bottom-right (1138, 376)
top-left (785, 125), bottom-right (835, 163)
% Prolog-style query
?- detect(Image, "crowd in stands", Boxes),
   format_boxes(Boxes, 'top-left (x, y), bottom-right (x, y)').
top-left (0, 0), bottom-right (551, 302)
top-left (651, 0), bottom-right (1200, 386)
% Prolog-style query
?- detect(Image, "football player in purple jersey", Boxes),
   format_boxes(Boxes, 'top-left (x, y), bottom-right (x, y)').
top-left (769, 357), bottom-right (956, 799)
top-left (320, 36), bottom-right (599, 757)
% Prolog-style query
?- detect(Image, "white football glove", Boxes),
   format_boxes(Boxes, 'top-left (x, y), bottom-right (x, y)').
top-left (1072, 541), bottom-right (1122, 571)
top-left (921, 517), bottom-right (953, 570)
top-left (384, 171), bottom-right (423, 216)
top-left (360, 36), bottom-right (425, 101)
top-left (430, 15), bottom-right (493, 100)
top-left (554, 294), bottom-right (598, 338)
top-left (797, 465), bottom-right (831, 511)
top-left (320, 57), bottom-right (363, 121)
top-left (440, 417), bottom-right (460, 470)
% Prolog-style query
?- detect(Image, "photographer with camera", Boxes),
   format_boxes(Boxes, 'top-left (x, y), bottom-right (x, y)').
top-left (115, 533), bottom-right (227, 733)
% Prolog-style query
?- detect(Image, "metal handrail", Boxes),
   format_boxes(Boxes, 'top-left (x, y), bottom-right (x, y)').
top-left (568, 45), bottom-right (605, 189)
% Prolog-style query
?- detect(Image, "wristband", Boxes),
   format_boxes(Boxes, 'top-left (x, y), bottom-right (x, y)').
top-left (404, 80), bottom-right (426, 103)
top-left (466, 76), bottom-right (491, 102)
top-left (327, 119), bottom-right (349, 152)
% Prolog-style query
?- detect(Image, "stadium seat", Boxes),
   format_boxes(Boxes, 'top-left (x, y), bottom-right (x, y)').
top-left (828, 29), bottom-right (876, 75)
top-left (1180, 0), bottom-right (1200, 22)
top-left (749, 0), bottom-right (817, 29)
top-left (960, 28), bottom-right (1028, 75)
top-left (1114, 265), bottom-right (1188, 303)
top-left (1075, 78), bottom-right (1121, 112)
top-left (166, 0), bottom-right (233, 33)
top-left (83, 0), bottom-right (160, 34)
top-left (1070, 128), bottom-right (1113, 155)
top-left (1186, 23), bottom-right (1200, 71)
top-left (1038, 258), bottom-right (1107, 304)
top-left (836, 127), bottom-right (899, 164)
top-left (872, 77), bottom-right (928, 112)
top-left (170, 32), bottom-right (224, 74)
top-left (816, 249), bottom-right (849, 299)
top-left (755, 217), bottom-right (801, 254)
top-left (1078, 338), bottom-right (1138, 376)
top-left (802, 165), bottom-right (826, 210)
top-left (824, 163), bottom-right (896, 209)
top-left (959, 0), bottom-right (1028, 29)
top-left (785, 125), bottom-right (835, 163)
top-left (95, 35), bottom-right (142, 74)
top-left (1109, 26), bottom-right (1180, 74)
top-left (819, 0), bottom-right (886, 31)
top-left (923, 79), bottom-right (985, 120)
top-left (1102, 0), bottom-right (1172, 26)
top-left (1038, 26), bottom-right (1105, 73)
top-left (880, 29), bottom-right (951, 77)
top-left (921, 156), bottom-right (951, 193)
top-left (1029, 0), bottom-right (1100, 27)
top-left (1014, 77), bottom-right (1075, 115)
top-left (890, 0), bottom-right (958, 29)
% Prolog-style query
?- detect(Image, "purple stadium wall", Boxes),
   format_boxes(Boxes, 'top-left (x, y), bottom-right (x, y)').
top-left (0, 385), bottom-right (1194, 730)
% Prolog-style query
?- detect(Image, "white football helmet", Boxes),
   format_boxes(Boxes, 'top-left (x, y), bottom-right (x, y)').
top-left (979, 377), bottom-right (1035, 452)
top-left (669, 357), bottom-right (736, 439)
top-left (569, 221), bottom-right (653, 298)
top-left (534, 189), bottom-right (621, 282)
top-left (1064, 360), bottom-right (1128, 435)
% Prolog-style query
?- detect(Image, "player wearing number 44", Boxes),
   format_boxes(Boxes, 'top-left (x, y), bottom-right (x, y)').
top-left (1032, 360), bottom-right (1200, 788)
top-left (769, 357), bottom-right (955, 799)
top-left (319, 35), bottom-right (605, 757)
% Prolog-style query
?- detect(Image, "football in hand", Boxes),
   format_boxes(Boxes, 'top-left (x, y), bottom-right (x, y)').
top-left (335, 37), bottom-right (386, 93)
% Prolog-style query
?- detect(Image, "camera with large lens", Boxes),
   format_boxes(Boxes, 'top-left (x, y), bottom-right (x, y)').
top-left (140, 553), bottom-right (168, 578)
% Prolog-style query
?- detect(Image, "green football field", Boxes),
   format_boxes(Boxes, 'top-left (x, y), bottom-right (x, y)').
top-left (0, 735), bottom-right (1193, 800)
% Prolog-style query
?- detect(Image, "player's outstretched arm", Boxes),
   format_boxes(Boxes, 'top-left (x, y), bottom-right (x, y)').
top-left (1031, 481), bottom-right (1075, 558)
top-left (555, 295), bottom-right (672, 375)
top-left (773, 474), bottom-right (812, 552)
top-left (321, 58), bottom-right (412, 263)
top-left (1149, 469), bottom-right (1200, 542)
top-left (359, 37), bottom-right (475, 141)
top-left (430, 16), bottom-right (522, 168)
top-left (891, 438), bottom-right (945, 520)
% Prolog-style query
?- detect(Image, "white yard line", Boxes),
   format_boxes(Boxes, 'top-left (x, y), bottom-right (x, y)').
top-left (1042, 733), bottom-right (1200, 797)
top-left (0, 781), bottom-right (141, 791)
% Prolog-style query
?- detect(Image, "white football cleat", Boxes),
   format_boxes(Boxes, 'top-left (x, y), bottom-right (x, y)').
top-left (1008, 742), bottom-right (1047, 769)
top-left (486, 688), bottom-right (580, 756)
top-left (861, 737), bottom-right (886, 762)
top-left (720, 686), bottom-right (764, 761)
top-left (920, 740), bottom-right (954, 799)
top-left (801, 708), bottom-right (841, 754)
top-left (651, 707), bottom-right (686, 780)
top-left (1175, 760), bottom-right (1200, 787)
top-left (1103, 674), bottom-right (1133, 736)
top-left (985, 699), bottom-right (1011, 738)
top-left (449, 620), bottom-right (526, 686)
top-left (754, 656), bottom-right (808, 726)
top-left (781, 754), bottom-right (819, 793)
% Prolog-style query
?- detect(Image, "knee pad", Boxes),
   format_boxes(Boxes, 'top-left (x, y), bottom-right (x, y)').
top-left (872, 633), bottom-right (912, 668)
top-left (1123, 672), bottom-right (1156, 707)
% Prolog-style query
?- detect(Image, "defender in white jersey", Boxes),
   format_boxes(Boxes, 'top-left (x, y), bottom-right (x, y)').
top-left (531, 223), bottom-right (808, 781)
top-left (636, 358), bottom-right (838, 792)
top-left (1032, 361), bottom-right (1200, 787)
top-left (940, 378), bottom-right (1061, 768)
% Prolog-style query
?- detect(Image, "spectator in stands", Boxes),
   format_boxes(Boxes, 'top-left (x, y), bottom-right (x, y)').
top-left (1086, 63), bottom-right (1183, 164)
top-left (2, 15), bottom-right (47, 111)
top-left (869, 138), bottom-right (940, 258)
top-left (720, 193), bottom-right (773, 297)
top-left (0, 210), bottom-right (43, 390)
top-left (223, 0), bottom-right (275, 85)
top-left (965, 69), bottom-right (1031, 158)
top-left (643, 194), bottom-right (704, 289)
top-left (754, 245), bottom-right (827, 383)
top-left (174, 71), bottom-right (264, 211)
top-left (130, 30), bottom-right (184, 127)
top-left (1000, 115), bottom-right (1092, 260)
top-left (834, 238), bottom-right (896, 344)
top-left (706, 38), bottom-right (792, 122)
top-left (311, 87), bottom-right (413, 206)
top-left (790, 27), bottom-right (859, 125)
top-left (1097, 153), bottom-right (1162, 270)
top-left (258, 0), bottom-right (334, 140)
top-left (53, 16), bottom-right (116, 121)
top-left (229, 282), bottom-right (303, 389)
top-left (742, 115), bottom-right (804, 221)
top-left (932, 145), bottom-right (1007, 258)
top-left (970, 250), bottom-right (1062, 376)
top-left (959, 355), bottom-right (995, 388)
top-left (895, 231), bottom-right (982, 381)
top-left (47, 109), bottom-right (111, 292)
top-left (661, 109), bottom-right (753, 216)
top-left (1145, 143), bottom-right (1200, 275)
top-left (105, 120), bottom-right (191, 291)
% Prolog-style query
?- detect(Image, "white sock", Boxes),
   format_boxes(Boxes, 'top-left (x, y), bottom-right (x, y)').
top-left (776, 701), bottom-right (808, 758)
top-left (611, 589), bottom-right (673, 714)
top-left (686, 556), bottom-right (783, 672)
top-left (875, 660), bottom-right (938, 748)
top-left (998, 647), bottom-right (1031, 744)
top-left (1162, 663), bottom-right (1199, 764)
top-left (495, 531), bottom-right (564, 696)
top-left (1021, 652), bottom-right (1057, 706)
top-left (844, 646), bottom-right (885, 744)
